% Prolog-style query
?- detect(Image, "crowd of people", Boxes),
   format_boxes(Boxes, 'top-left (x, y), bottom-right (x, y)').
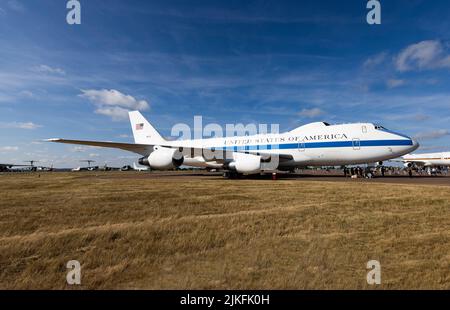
top-left (342, 166), bottom-right (448, 178)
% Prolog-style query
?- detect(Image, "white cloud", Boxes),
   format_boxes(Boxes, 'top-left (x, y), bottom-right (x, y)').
top-left (95, 106), bottom-right (130, 121)
top-left (70, 146), bottom-right (87, 153)
top-left (16, 122), bottom-right (41, 129)
top-left (7, 0), bottom-right (24, 12)
top-left (395, 40), bottom-right (450, 72)
top-left (386, 79), bottom-right (405, 88)
top-left (80, 89), bottom-right (149, 110)
top-left (19, 90), bottom-right (34, 98)
top-left (32, 64), bottom-right (65, 75)
top-left (413, 114), bottom-right (430, 122)
top-left (414, 129), bottom-right (449, 141)
top-left (298, 108), bottom-right (324, 118)
top-left (417, 145), bottom-right (446, 152)
top-left (0, 146), bottom-right (19, 152)
top-left (80, 89), bottom-right (149, 121)
top-left (440, 55), bottom-right (450, 67)
top-left (69, 145), bottom-right (101, 153)
top-left (0, 121), bottom-right (42, 130)
top-left (363, 52), bottom-right (388, 68)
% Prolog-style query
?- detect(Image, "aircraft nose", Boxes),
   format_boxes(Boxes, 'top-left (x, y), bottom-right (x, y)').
top-left (410, 139), bottom-right (419, 151)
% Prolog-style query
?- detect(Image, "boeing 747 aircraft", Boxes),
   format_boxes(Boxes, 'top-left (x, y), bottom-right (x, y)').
top-left (48, 111), bottom-right (419, 177)
top-left (402, 152), bottom-right (450, 168)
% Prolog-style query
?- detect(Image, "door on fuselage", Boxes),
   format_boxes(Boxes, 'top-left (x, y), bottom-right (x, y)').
top-left (352, 138), bottom-right (361, 150)
top-left (298, 141), bottom-right (305, 152)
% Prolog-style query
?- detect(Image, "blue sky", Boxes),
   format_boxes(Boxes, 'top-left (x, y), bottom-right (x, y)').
top-left (1, 0), bottom-right (450, 167)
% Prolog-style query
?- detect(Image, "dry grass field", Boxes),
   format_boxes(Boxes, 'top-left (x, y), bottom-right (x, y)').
top-left (0, 172), bottom-right (449, 289)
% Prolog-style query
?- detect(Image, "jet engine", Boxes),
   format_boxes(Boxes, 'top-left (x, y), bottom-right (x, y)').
top-left (139, 146), bottom-right (184, 170)
top-left (228, 153), bottom-right (262, 174)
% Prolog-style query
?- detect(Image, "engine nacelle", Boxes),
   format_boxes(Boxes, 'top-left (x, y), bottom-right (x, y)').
top-left (139, 146), bottom-right (184, 170)
top-left (228, 153), bottom-right (261, 174)
top-left (404, 162), bottom-right (413, 168)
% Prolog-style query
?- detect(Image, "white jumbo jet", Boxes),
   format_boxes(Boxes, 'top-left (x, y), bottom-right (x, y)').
top-left (48, 111), bottom-right (419, 177)
top-left (402, 152), bottom-right (450, 168)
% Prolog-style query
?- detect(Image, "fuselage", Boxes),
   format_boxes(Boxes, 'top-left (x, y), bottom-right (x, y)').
top-left (165, 122), bottom-right (419, 169)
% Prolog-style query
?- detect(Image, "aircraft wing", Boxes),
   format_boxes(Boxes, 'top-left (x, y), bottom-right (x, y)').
top-left (46, 139), bottom-right (153, 156)
top-left (48, 112), bottom-right (295, 166)
top-left (47, 139), bottom-right (295, 162)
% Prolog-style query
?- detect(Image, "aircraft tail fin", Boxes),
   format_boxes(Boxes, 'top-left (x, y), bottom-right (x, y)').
top-left (128, 111), bottom-right (165, 145)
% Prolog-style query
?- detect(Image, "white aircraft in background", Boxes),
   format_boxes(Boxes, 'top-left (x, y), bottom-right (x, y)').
top-left (402, 152), bottom-right (450, 168)
top-left (133, 162), bottom-right (150, 171)
top-left (0, 163), bottom-right (32, 172)
top-left (48, 111), bottom-right (419, 177)
top-left (0, 161), bottom-right (53, 172)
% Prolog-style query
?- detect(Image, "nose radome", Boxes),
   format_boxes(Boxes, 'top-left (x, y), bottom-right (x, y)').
top-left (411, 139), bottom-right (419, 151)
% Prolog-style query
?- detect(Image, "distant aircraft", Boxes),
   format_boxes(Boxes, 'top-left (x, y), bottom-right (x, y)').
top-left (80, 160), bottom-right (97, 171)
top-left (0, 163), bottom-right (31, 172)
top-left (0, 161), bottom-right (52, 172)
top-left (402, 152), bottom-right (450, 168)
top-left (36, 164), bottom-right (53, 172)
top-left (24, 160), bottom-right (38, 167)
top-left (48, 111), bottom-right (419, 177)
top-left (98, 164), bottom-right (120, 171)
top-left (72, 160), bottom-right (98, 172)
top-left (23, 160), bottom-right (53, 172)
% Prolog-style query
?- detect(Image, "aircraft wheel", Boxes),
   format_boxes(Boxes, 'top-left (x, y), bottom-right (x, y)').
top-left (224, 171), bottom-right (239, 179)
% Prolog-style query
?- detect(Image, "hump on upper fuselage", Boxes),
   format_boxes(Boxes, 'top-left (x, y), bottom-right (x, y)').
top-left (289, 122), bottom-right (331, 134)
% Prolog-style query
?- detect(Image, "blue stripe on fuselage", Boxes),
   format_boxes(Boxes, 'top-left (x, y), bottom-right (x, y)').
top-left (218, 139), bottom-right (412, 152)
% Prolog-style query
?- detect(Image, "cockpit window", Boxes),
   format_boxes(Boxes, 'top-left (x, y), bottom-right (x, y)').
top-left (375, 125), bottom-right (386, 130)
top-left (323, 122), bottom-right (330, 126)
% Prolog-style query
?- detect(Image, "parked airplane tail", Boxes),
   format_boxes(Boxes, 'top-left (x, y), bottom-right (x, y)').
top-left (128, 111), bottom-right (165, 145)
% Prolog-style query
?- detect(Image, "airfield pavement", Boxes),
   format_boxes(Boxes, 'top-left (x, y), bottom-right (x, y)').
top-left (0, 171), bottom-right (449, 289)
